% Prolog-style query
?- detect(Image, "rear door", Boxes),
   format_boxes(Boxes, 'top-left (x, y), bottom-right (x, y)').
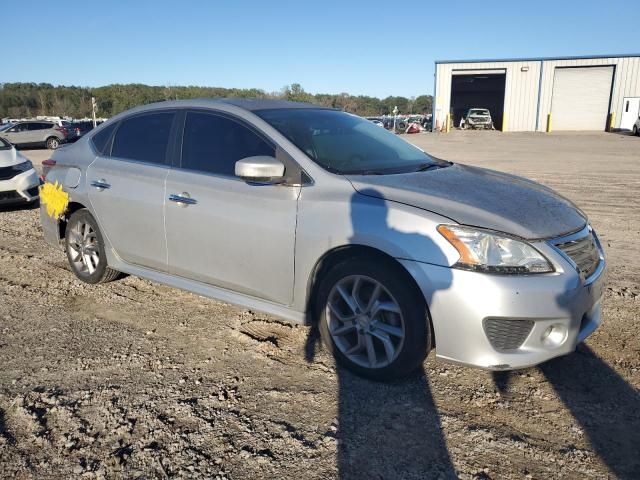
top-left (164, 110), bottom-right (299, 304)
top-left (30, 122), bottom-right (52, 143)
top-left (87, 111), bottom-right (177, 271)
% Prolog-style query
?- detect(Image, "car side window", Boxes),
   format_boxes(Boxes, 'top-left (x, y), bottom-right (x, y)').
top-left (91, 122), bottom-right (117, 155)
top-left (181, 111), bottom-right (275, 177)
top-left (13, 123), bottom-right (28, 132)
top-left (112, 112), bottom-right (175, 165)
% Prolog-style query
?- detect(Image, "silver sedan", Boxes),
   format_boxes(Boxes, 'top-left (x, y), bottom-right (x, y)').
top-left (40, 99), bottom-right (605, 380)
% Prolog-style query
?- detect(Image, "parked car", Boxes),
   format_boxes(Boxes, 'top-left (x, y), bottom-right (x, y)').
top-left (0, 136), bottom-right (40, 206)
top-left (463, 108), bottom-right (494, 130)
top-left (40, 99), bottom-right (605, 381)
top-left (0, 120), bottom-right (69, 149)
top-left (69, 121), bottom-right (96, 141)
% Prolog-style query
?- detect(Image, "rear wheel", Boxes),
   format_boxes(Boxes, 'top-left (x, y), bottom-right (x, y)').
top-left (316, 258), bottom-right (432, 381)
top-left (633, 125), bottom-right (639, 136)
top-left (46, 136), bottom-right (60, 149)
top-left (65, 209), bottom-right (120, 284)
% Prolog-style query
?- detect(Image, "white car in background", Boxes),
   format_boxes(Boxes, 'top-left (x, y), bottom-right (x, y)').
top-left (0, 136), bottom-right (40, 206)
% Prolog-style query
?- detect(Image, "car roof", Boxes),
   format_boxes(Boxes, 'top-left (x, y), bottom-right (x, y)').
top-left (214, 98), bottom-right (329, 111)
top-left (121, 97), bottom-right (332, 115)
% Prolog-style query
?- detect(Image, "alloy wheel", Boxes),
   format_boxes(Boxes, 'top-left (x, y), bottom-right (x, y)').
top-left (67, 221), bottom-right (100, 275)
top-left (326, 275), bottom-right (405, 369)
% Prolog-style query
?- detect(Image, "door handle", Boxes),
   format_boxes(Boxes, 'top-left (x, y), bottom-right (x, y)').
top-left (169, 193), bottom-right (197, 206)
top-left (90, 179), bottom-right (111, 191)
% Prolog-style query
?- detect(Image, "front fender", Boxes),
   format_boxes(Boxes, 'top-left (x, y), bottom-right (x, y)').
top-left (292, 184), bottom-right (460, 313)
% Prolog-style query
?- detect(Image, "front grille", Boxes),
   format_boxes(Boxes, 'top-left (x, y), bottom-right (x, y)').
top-left (0, 166), bottom-right (19, 181)
top-left (556, 232), bottom-right (600, 278)
top-left (483, 318), bottom-right (534, 351)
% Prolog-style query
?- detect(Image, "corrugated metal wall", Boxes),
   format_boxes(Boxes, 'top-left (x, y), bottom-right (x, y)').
top-left (537, 56), bottom-right (640, 131)
top-left (434, 56), bottom-right (640, 132)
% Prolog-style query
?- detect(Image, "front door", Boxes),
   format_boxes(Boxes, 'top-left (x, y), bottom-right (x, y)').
top-left (165, 110), bottom-right (299, 305)
top-left (87, 111), bottom-right (176, 271)
top-left (621, 97), bottom-right (640, 131)
top-left (2, 123), bottom-right (31, 146)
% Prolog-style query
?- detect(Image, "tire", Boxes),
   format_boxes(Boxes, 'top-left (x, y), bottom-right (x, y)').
top-left (65, 209), bottom-right (120, 284)
top-left (633, 125), bottom-right (639, 136)
top-left (315, 257), bottom-right (432, 381)
top-left (46, 136), bottom-right (60, 149)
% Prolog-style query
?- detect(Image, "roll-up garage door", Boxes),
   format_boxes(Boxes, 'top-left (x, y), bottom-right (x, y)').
top-left (551, 66), bottom-right (614, 130)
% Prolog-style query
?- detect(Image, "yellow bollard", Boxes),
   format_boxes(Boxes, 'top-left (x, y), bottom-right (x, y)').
top-left (608, 112), bottom-right (616, 132)
top-left (445, 114), bottom-right (450, 133)
top-left (502, 113), bottom-right (507, 132)
top-left (546, 113), bottom-right (552, 133)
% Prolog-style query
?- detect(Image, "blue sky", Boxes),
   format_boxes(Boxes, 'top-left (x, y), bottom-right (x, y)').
top-left (2, 0), bottom-right (636, 98)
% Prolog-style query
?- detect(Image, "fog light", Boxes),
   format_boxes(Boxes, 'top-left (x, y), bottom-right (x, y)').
top-left (541, 324), bottom-right (567, 347)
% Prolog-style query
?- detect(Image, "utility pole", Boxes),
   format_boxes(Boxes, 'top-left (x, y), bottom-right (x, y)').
top-left (91, 97), bottom-right (97, 128)
top-left (393, 105), bottom-right (398, 133)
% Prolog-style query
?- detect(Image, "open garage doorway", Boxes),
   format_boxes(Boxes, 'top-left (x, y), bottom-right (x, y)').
top-left (450, 71), bottom-right (506, 130)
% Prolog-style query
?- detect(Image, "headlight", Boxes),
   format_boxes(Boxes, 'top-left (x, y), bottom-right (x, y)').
top-left (14, 160), bottom-right (33, 172)
top-left (437, 225), bottom-right (554, 274)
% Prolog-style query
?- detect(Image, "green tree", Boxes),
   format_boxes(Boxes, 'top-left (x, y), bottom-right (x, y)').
top-left (0, 82), bottom-right (432, 119)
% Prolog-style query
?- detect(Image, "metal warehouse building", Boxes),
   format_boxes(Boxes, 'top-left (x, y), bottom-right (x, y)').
top-left (433, 54), bottom-right (640, 132)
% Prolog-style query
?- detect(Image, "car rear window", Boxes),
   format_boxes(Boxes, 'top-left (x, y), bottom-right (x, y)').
top-left (111, 112), bottom-right (175, 164)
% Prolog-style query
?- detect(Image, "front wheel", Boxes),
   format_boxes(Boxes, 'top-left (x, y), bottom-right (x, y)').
top-left (46, 136), bottom-right (60, 149)
top-left (65, 209), bottom-right (120, 284)
top-left (316, 258), bottom-right (432, 381)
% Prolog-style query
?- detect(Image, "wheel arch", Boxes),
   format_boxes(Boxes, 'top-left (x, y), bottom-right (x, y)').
top-left (305, 244), bottom-right (432, 328)
top-left (58, 201), bottom-right (88, 239)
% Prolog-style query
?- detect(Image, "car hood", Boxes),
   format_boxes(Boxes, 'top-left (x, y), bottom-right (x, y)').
top-left (346, 163), bottom-right (587, 240)
top-left (0, 147), bottom-right (24, 167)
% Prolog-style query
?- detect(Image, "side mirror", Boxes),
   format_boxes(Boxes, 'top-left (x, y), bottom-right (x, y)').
top-left (235, 156), bottom-right (285, 183)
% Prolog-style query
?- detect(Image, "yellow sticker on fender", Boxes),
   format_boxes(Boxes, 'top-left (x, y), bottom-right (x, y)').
top-left (40, 181), bottom-right (70, 219)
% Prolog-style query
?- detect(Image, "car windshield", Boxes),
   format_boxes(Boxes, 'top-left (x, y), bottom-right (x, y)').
top-left (469, 109), bottom-right (489, 116)
top-left (0, 137), bottom-right (10, 148)
top-left (256, 108), bottom-right (447, 175)
top-left (0, 124), bottom-right (14, 132)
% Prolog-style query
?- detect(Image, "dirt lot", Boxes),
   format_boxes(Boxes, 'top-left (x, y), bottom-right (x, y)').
top-left (1, 131), bottom-right (639, 479)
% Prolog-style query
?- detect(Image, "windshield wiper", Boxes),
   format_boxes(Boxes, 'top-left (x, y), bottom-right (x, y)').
top-left (414, 162), bottom-right (451, 172)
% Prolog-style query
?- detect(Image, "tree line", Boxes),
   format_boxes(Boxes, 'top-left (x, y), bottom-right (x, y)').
top-left (0, 82), bottom-right (432, 119)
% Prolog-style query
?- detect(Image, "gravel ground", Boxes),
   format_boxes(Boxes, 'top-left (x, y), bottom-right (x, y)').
top-left (1, 131), bottom-right (639, 479)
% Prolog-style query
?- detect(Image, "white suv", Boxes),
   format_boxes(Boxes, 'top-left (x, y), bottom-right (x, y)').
top-left (0, 137), bottom-right (40, 206)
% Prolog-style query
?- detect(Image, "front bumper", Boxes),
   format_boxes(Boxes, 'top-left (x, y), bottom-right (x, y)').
top-left (0, 169), bottom-right (40, 205)
top-left (400, 234), bottom-right (606, 370)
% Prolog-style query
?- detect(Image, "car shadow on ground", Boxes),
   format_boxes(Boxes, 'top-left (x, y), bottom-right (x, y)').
top-left (539, 345), bottom-right (640, 478)
top-left (304, 187), bottom-right (457, 479)
top-left (305, 325), bottom-right (457, 480)
top-left (492, 345), bottom-right (640, 478)
top-left (0, 200), bottom-right (39, 213)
